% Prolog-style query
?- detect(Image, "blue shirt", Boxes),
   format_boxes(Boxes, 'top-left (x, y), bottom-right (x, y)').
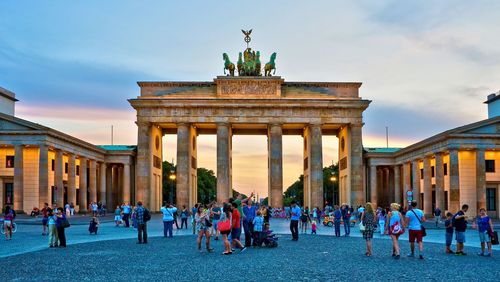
top-left (135, 206), bottom-right (145, 224)
top-left (291, 206), bottom-right (301, 220)
top-left (243, 206), bottom-right (257, 223)
top-left (160, 207), bottom-right (177, 221)
top-left (406, 208), bottom-right (424, 230)
top-left (122, 205), bottom-right (131, 214)
top-left (253, 216), bottom-right (264, 232)
top-left (333, 209), bottom-right (342, 220)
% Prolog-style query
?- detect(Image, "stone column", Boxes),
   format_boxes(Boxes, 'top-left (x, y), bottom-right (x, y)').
top-left (13, 145), bottom-right (24, 211)
top-left (79, 157), bottom-right (88, 212)
top-left (123, 163), bottom-right (131, 204)
top-left (349, 123), bottom-right (364, 205)
top-left (423, 156), bottom-right (432, 215)
top-left (394, 165), bottom-right (401, 204)
top-left (268, 124), bottom-right (283, 208)
top-left (369, 165), bottom-right (377, 205)
top-left (449, 149), bottom-right (460, 212)
top-left (217, 123), bottom-right (232, 203)
top-left (411, 160), bottom-right (421, 204)
top-left (106, 164), bottom-right (113, 209)
top-left (136, 122), bottom-right (152, 206)
top-left (67, 153), bottom-right (77, 207)
top-left (54, 149), bottom-right (64, 206)
top-left (99, 162), bottom-right (106, 204)
top-left (309, 124), bottom-right (323, 209)
top-left (476, 149), bottom-right (486, 210)
top-left (88, 159), bottom-right (97, 204)
top-left (38, 144), bottom-right (49, 208)
top-left (383, 167), bottom-right (390, 207)
top-left (177, 123), bottom-right (191, 208)
top-left (112, 165), bottom-right (119, 206)
top-left (435, 153), bottom-right (445, 212)
top-left (0, 178), bottom-right (3, 209)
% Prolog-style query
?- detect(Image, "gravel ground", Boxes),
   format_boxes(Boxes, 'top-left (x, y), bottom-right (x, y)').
top-left (0, 234), bottom-right (498, 281)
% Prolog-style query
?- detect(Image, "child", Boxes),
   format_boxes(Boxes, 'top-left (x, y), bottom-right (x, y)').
top-left (253, 210), bottom-right (264, 246)
top-left (114, 205), bottom-right (122, 227)
top-left (311, 220), bottom-right (317, 234)
top-left (444, 212), bottom-right (454, 254)
top-left (472, 208), bottom-right (493, 257)
top-left (89, 216), bottom-right (100, 235)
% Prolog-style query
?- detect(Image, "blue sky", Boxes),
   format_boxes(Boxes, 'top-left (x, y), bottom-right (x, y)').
top-left (1, 1), bottom-right (499, 196)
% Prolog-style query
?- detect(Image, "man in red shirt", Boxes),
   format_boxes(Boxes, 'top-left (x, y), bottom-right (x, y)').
top-left (231, 202), bottom-right (246, 252)
top-left (41, 203), bottom-right (49, 236)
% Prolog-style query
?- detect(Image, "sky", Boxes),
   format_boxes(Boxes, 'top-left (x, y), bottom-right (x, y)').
top-left (1, 1), bottom-right (499, 197)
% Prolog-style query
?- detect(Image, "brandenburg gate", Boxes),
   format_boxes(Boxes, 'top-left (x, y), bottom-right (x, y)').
top-left (129, 32), bottom-right (370, 211)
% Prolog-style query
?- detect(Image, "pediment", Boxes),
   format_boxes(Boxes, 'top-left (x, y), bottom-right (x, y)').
top-left (0, 114), bottom-right (46, 132)
top-left (451, 117), bottom-right (500, 135)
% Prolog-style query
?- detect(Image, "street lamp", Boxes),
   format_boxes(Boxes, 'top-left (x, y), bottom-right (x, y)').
top-left (330, 175), bottom-right (337, 206)
top-left (169, 170), bottom-right (176, 204)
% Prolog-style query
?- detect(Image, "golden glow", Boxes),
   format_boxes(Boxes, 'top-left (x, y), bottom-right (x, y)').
top-left (330, 176), bottom-right (337, 182)
top-left (169, 173), bottom-right (176, 180)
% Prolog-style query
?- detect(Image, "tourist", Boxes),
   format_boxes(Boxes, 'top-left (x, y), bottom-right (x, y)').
top-left (311, 220), bottom-right (317, 235)
top-left (65, 203), bottom-right (71, 217)
top-left (211, 202), bottom-right (222, 240)
top-left (114, 205), bottom-right (122, 227)
top-left (434, 207), bottom-right (441, 227)
top-left (253, 210), bottom-right (265, 245)
top-left (3, 205), bottom-right (14, 240)
top-left (230, 202), bottom-right (246, 252)
top-left (70, 202), bottom-right (75, 216)
top-left (444, 212), bottom-right (454, 254)
top-left (360, 202), bottom-right (375, 256)
top-left (48, 207), bottom-right (58, 247)
top-left (333, 205), bottom-right (342, 237)
top-left (472, 208), bottom-right (494, 256)
top-left (300, 209), bottom-right (310, 234)
top-left (312, 207), bottom-right (318, 224)
top-left (290, 200), bottom-right (300, 241)
top-left (357, 205), bottom-right (365, 222)
top-left (41, 203), bottom-right (49, 236)
top-left (172, 207), bottom-right (179, 229)
top-left (122, 203), bottom-right (132, 228)
top-left (55, 207), bottom-right (67, 248)
top-left (192, 204), bottom-right (199, 234)
top-left (341, 204), bottom-right (351, 236)
top-left (262, 205), bottom-right (271, 224)
top-left (453, 204), bottom-right (469, 256)
top-left (91, 202), bottom-right (98, 217)
top-left (220, 203), bottom-right (233, 254)
top-left (180, 205), bottom-right (189, 229)
top-left (405, 201), bottom-right (426, 259)
top-left (243, 199), bottom-right (256, 247)
top-left (160, 202), bottom-right (177, 238)
top-left (385, 203), bottom-right (404, 259)
top-left (89, 215), bottom-right (99, 234)
top-left (135, 201), bottom-right (148, 244)
top-left (284, 205), bottom-right (290, 220)
top-left (194, 205), bottom-right (214, 253)
top-left (378, 208), bottom-right (387, 235)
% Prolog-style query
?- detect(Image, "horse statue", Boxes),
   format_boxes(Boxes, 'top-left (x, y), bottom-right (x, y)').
top-left (264, 52), bottom-right (277, 76)
top-left (237, 52), bottom-right (243, 76)
top-left (255, 51), bottom-right (261, 76)
top-left (223, 53), bottom-right (235, 76)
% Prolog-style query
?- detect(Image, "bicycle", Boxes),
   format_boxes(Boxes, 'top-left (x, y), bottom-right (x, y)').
top-left (0, 219), bottom-right (17, 234)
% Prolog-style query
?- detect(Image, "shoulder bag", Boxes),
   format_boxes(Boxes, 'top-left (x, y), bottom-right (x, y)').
top-left (61, 218), bottom-right (71, 228)
top-left (359, 213), bottom-right (366, 232)
top-left (411, 210), bottom-right (426, 237)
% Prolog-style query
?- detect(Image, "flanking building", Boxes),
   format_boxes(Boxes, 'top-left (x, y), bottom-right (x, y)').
top-left (364, 93), bottom-right (500, 218)
top-left (0, 87), bottom-right (135, 213)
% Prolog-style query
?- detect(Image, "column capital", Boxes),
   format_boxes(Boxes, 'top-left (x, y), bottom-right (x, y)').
top-left (216, 122), bottom-right (230, 127)
top-left (349, 122), bottom-right (364, 128)
top-left (308, 123), bottom-right (323, 128)
top-left (268, 123), bottom-right (282, 128)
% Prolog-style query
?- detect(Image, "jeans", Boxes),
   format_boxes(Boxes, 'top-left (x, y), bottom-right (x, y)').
top-left (56, 226), bottom-right (66, 247)
top-left (290, 220), bottom-right (299, 240)
top-left (138, 223), bottom-right (148, 243)
top-left (123, 213), bottom-right (130, 227)
top-left (334, 220), bottom-right (341, 237)
top-left (48, 224), bottom-right (59, 246)
top-left (173, 217), bottom-right (179, 229)
top-left (243, 221), bottom-right (254, 247)
top-left (163, 220), bottom-right (174, 237)
top-left (343, 217), bottom-right (350, 235)
top-left (181, 218), bottom-right (188, 229)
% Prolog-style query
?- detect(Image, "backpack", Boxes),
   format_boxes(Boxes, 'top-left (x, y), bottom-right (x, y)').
top-left (143, 208), bottom-right (151, 222)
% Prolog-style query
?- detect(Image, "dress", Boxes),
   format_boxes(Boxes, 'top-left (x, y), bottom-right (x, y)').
top-left (194, 213), bottom-right (208, 233)
top-left (362, 212), bottom-right (375, 240)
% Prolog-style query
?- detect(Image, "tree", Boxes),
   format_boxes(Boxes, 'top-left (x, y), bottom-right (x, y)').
top-left (283, 175), bottom-right (304, 207)
top-left (197, 168), bottom-right (216, 204)
top-left (232, 189), bottom-right (248, 200)
top-left (162, 161), bottom-right (176, 204)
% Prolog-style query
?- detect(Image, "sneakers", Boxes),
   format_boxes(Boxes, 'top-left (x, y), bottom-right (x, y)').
top-left (455, 251), bottom-right (467, 256)
top-left (240, 247), bottom-right (247, 253)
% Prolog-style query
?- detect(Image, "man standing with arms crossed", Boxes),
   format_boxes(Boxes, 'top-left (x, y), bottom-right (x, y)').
top-left (290, 200), bottom-right (301, 241)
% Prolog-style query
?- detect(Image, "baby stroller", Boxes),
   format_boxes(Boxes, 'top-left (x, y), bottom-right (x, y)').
top-left (89, 218), bottom-right (99, 235)
top-left (261, 228), bottom-right (279, 248)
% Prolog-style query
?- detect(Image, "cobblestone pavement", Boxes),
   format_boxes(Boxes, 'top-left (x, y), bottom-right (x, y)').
top-left (0, 233), bottom-right (499, 281)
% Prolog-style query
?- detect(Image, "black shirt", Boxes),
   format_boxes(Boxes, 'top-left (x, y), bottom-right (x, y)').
top-left (454, 210), bottom-right (467, 232)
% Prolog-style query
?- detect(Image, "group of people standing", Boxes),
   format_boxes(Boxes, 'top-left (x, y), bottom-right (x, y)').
top-left (40, 203), bottom-right (69, 248)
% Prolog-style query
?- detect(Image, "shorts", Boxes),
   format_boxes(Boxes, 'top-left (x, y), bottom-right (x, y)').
top-left (409, 229), bottom-right (423, 243)
top-left (3, 220), bottom-right (12, 228)
top-left (42, 218), bottom-right (48, 226)
top-left (479, 232), bottom-right (490, 243)
top-left (231, 227), bottom-right (241, 240)
top-left (456, 231), bottom-right (466, 243)
top-left (114, 215), bottom-right (121, 221)
top-left (445, 232), bottom-right (453, 246)
top-left (212, 220), bottom-right (219, 230)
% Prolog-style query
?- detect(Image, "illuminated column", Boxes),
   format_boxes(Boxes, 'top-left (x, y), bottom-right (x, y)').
top-left (38, 144), bottom-right (49, 207)
top-left (67, 153), bottom-right (77, 207)
top-left (99, 162), bottom-right (106, 204)
top-left (435, 153), bottom-right (445, 212)
top-left (106, 164), bottom-right (113, 209)
top-left (177, 123), bottom-right (197, 208)
top-left (136, 122), bottom-right (152, 206)
top-left (309, 124), bottom-right (323, 209)
top-left (268, 124), bottom-right (283, 208)
top-left (411, 160), bottom-right (421, 203)
top-left (449, 149), bottom-right (460, 212)
top-left (423, 156), bottom-right (432, 215)
top-left (476, 149), bottom-right (486, 210)
top-left (394, 165), bottom-right (401, 204)
top-left (88, 159), bottom-right (97, 204)
top-left (217, 123), bottom-right (232, 203)
top-left (54, 149), bottom-right (64, 206)
top-left (123, 163), bottom-right (131, 204)
top-left (369, 165), bottom-right (377, 205)
top-left (79, 157), bottom-right (88, 212)
top-left (13, 145), bottom-right (24, 211)
top-left (349, 124), bottom-right (364, 205)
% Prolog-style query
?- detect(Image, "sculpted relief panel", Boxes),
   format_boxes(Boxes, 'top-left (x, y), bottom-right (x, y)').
top-left (215, 77), bottom-right (283, 97)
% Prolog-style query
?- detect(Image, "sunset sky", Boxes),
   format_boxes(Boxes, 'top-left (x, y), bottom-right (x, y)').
top-left (1, 1), bottom-right (499, 197)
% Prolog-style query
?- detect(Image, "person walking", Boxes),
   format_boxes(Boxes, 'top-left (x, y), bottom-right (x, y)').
top-left (230, 202), bottom-right (246, 252)
top-left (180, 206), bottom-right (189, 229)
top-left (405, 201), bottom-right (426, 259)
top-left (378, 209), bottom-right (387, 236)
top-left (290, 200), bottom-right (300, 241)
top-left (41, 203), bottom-right (49, 236)
top-left (341, 204), bottom-right (351, 236)
top-left (453, 204), bottom-right (469, 256)
top-left (220, 203), bottom-right (233, 254)
top-left (55, 207), bottom-right (67, 248)
top-left (48, 208), bottom-right (59, 247)
top-left (333, 205), bottom-right (342, 237)
top-left (385, 203), bottom-right (404, 259)
top-left (122, 203), bottom-right (132, 228)
top-left (135, 201), bottom-right (149, 244)
top-left (194, 205), bottom-right (214, 253)
top-left (160, 202), bottom-right (177, 238)
top-left (192, 204), bottom-right (199, 235)
top-left (3, 205), bottom-right (15, 240)
top-left (360, 202), bottom-right (376, 257)
top-left (434, 207), bottom-right (442, 227)
top-left (243, 199), bottom-right (256, 247)
top-left (473, 208), bottom-right (494, 257)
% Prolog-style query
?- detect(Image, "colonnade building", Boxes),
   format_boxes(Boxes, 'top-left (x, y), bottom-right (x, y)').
top-left (0, 87), bottom-right (136, 213)
top-left (364, 92), bottom-right (500, 218)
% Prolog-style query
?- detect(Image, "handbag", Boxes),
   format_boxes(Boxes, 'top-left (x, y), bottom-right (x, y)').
top-left (205, 218), bottom-right (213, 227)
top-left (61, 218), bottom-right (71, 228)
top-left (411, 210), bottom-right (426, 237)
top-left (359, 220), bottom-right (366, 232)
top-left (218, 218), bottom-right (231, 232)
top-left (490, 231), bottom-right (499, 245)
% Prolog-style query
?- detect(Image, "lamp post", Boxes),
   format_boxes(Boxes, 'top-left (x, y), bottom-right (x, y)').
top-left (169, 170), bottom-right (176, 204)
top-left (330, 175), bottom-right (337, 206)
